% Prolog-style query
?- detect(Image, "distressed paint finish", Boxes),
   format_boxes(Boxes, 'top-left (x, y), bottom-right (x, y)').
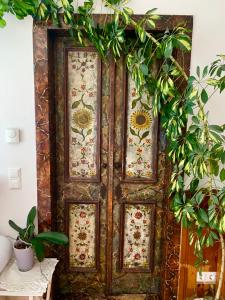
top-left (112, 59), bottom-right (166, 295)
top-left (53, 36), bottom-right (109, 297)
top-left (66, 49), bottom-right (100, 180)
top-left (33, 23), bottom-right (53, 232)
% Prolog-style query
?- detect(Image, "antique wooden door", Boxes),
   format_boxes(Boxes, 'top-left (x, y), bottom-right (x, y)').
top-left (53, 34), bottom-right (167, 299)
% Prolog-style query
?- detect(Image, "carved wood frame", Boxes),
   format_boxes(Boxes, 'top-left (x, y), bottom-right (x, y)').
top-left (33, 14), bottom-right (193, 300)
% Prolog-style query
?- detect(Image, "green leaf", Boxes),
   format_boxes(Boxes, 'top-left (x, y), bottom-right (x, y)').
top-left (192, 116), bottom-right (200, 124)
top-left (136, 26), bottom-right (146, 42)
top-left (141, 102), bottom-right (151, 110)
top-left (9, 220), bottom-right (24, 235)
top-left (123, 7), bottom-right (133, 15)
top-left (26, 206), bottom-right (36, 226)
top-left (199, 208), bottom-right (208, 223)
top-left (31, 239), bottom-right (45, 262)
top-left (0, 18), bottom-right (6, 28)
top-left (164, 40), bottom-right (173, 58)
top-left (196, 66), bottom-right (200, 78)
top-left (220, 168), bottom-right (225, 181)
top-left (72, 101), bottom-right (80, 109)
top-left (206, 78), bottom-right (219, 86)
top-left (176, 37), bottom-right (191, 51)
top-left (71, 127), bottom-right (80, 134)
top-left (86, 129), bottom-right (92, 136)
top-left (209, 125), bottom-right (224, 133)
top-left (145, 8), bottom-right (157, 15)
top-left (36, 232), bottom-right (68, 245)
top-left (201, 89), bottom-right (208, 103)
top-left (141, 131), bottom-right (149, 141)
top-left (209, 131), bottom-right (224, 143)
top-left (132, 99), bottom-right (137, 109)
top-left (85, 104), bottom-right (94, 111)
top-left (221, 151), bottom-right (225, 163)
top-left (130, 127), bottom-right (136, 136)
top-left (140, 64), bottom-right (148, 75)
top-left (190, 178), bottom-right (199, 193)
top-left (195, 191), bottom-right (203, 205)
top-left (146, 19), bottom-right (155, 29)
top-left (202, 66), bottom-right (208, 78)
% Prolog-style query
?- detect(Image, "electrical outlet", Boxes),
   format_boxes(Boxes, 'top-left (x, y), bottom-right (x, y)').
top-left (196, 272), bottom-right (216, 284)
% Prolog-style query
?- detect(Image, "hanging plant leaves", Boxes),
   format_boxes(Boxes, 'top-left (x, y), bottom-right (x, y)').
top-left (220, 168), bottom-right (225, 181)
top-left (140, 64), bottom-right (148, 75)
top-left (201, 89), bottom-right (208, 103)
top-left (164, 40), bottom-right (173, 58)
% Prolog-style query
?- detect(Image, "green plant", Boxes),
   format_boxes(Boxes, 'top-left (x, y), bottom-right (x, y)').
top-left (9, 206), bottom-right (68, 261)
top-left (1, 1), bottom-right (225, 298)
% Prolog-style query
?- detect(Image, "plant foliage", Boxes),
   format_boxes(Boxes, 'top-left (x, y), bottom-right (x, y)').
top-left (9, 206), bottom-right (68, 261)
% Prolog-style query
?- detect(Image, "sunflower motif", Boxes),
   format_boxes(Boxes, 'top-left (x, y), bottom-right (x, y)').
top-left (72, 109), bottom-right (92, 129)
top-left (130, 110), bottom-right (152, 130)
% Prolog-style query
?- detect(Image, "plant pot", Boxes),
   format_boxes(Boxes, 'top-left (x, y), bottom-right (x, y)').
top-left (14, 240), bottom-right (34, 272)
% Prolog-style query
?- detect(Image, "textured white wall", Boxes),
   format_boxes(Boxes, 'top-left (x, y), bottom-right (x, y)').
top-left (0, 0), bottom-right (225, 238)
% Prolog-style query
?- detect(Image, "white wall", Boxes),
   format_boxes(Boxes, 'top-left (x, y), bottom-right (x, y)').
top-left (0, 0), bottom-right (225, 238)
top-left (0, 16), bottom-right (36, 237)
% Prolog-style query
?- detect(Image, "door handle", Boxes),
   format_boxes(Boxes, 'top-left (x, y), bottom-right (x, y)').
top-left (102, 162), bottom-right (108, 169)
top-left (114, 162), bottom-right (122, 170)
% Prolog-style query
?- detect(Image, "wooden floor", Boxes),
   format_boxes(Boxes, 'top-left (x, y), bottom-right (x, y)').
top-left (86, 295), bottom-right (159, 300)
top-left (56, 294), bottom-right (160, 300)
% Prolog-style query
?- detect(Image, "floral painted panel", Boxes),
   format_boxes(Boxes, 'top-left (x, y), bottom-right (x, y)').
top-left (125, 74), bottom-right (156, 179)
top-left (69, 203), bottom-right (96, 268)
top-left (67, 49), bottom-right (100, 179)
top-left (123, 204), bottom-right (153, 270)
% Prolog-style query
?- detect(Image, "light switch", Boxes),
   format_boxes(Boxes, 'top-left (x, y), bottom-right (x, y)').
top-left (8, 168), bottom-right (20, 178)
top-left (8, 168), bottom-right (21, 189)
top-left (197, 271), bottom-right (216, 283)
top-left (5, 128), bottom-right (20, 144)
top-left (8, 178), bottom-right (21, 189)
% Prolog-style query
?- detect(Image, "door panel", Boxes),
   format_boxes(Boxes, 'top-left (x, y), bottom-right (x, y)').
top-left (111, 60), bottom-right (166, 295)
top-left (65, 48), bottom-right (101, 182)
top-left (54, 36), bottom-right (110, 296)
top-left (54, 34), bottom-right (167, 298)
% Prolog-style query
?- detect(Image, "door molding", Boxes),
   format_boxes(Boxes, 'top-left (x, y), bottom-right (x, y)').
top-left (33, 14), bottom-right (193, 299)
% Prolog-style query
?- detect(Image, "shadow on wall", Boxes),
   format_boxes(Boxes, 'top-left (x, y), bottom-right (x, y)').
top-left (0, 297), bottom-right (43, 300)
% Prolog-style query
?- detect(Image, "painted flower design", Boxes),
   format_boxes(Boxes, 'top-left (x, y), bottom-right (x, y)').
top-left (133, 231), bottom-right (141, 240)
top-left (130, 110), bottom-right (152, 130)
top-left (72, 109), bottom-right (92, 129)
top-left (79, 253), bottom-right (86, 260)
top-left (78, 232), bottom-right (87, 240)
top-left (69, 204), bottom-right (96, 268)
top-left (134, 211), bottom-right (143, 219)
top-left (80, 211), bottom-right (86, 218)
top-left (134, 253), bottom-right (141, 260)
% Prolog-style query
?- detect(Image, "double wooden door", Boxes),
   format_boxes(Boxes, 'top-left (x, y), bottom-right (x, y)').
top-left (53, 34), bottom-right (167, 298)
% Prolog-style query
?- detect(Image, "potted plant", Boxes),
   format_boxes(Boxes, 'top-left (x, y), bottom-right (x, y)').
top-left (9, 206), bottom-right (68, 272)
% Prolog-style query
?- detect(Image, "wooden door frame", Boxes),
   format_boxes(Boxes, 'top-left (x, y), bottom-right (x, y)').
top-left (33, 14), bottom-right (193, 299)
